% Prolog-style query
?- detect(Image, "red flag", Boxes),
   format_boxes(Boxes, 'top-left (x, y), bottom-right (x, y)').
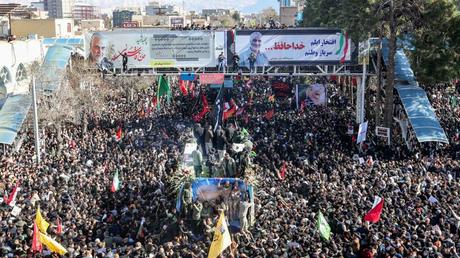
top-left (366, 156), bottom-right (374, 167)
top-left (56, 217), bottom-right (63, 235)
top-left (115, 127), bottom-right (122, 141)
top-left (223, 100), bottom-right (237, 121)
top-left (189, 81), bottom-right (195, 95)
top-left (179, 80), bottom-right (188, 96)
top-left (32, 222), bottom-right (43, 253)
top-left (152, 96), bottom-right (157, 107)
top-left (5, 182), bottom-right (20, 207)
top-left (264, 109), bottom-right (275, 120)
top-left (364, 196), bottom-right (384, 223)
top-left (279, 161), bottom-right (287, 180)
top-left (193, 94), bottom-right (210, 122)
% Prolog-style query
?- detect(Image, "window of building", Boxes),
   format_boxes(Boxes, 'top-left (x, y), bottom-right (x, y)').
top-left (15, 64), bottom-right (27, 82)
top-left (0, 67), bottom-right (11, 86)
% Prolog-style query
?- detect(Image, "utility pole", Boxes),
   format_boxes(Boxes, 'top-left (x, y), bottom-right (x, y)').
top-left (31, 76), bottom-right (41, 163)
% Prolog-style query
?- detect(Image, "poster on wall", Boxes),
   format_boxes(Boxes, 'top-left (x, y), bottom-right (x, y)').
top-left (232, 29), bottom-right (357, 67)
top-left (295, 83), bottom-right (327, 109)
top-left (85, 30), bottom-right (223, 69)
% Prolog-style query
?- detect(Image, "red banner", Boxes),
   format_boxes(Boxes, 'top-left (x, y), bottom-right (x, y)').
top-left (199, 73), bottom-right (224, 85)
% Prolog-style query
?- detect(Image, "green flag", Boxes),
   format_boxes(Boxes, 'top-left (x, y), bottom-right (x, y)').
top-left (241, 128), bottom-right (249, 138)
top-left (157, 75), bottom-right (171, 109)
top-left (317, 211), bottom-right (331, 241)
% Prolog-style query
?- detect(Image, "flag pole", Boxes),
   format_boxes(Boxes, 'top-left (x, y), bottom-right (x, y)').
top-left (31, 76), bottom-right (41, 163)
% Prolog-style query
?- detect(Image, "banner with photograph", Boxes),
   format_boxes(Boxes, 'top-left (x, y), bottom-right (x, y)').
top-left (295, 83), bottom-right (327, 109)
top-left (232, 29), bottom-right (356, 67)
top-left (85, 30), bottom-right (223, 69)
top-left (176, 178), bottom-right (254, 228)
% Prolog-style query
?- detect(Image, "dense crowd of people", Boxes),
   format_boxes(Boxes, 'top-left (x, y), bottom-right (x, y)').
top-left (0, 75), bottom-right (459, 257)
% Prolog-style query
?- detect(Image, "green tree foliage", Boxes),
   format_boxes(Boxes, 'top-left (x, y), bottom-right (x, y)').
top-left (302, 0), bottom-right (377, 41)
top-left (303, 0), bottom-right (459, 83)
top-left (232, 11), bottom-right (241, 22)
top-left (411, 0), bottom-right (460, 83)
top-left (302, 0), bottom-right (460, 127)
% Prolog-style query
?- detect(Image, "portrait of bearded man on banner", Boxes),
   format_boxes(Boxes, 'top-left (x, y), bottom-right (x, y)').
top-left (239, 32), bottom-right (269, 68)
top-left (88, 32), bottom-right (113, 70)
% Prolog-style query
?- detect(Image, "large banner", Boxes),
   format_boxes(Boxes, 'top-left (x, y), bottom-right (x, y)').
top-left (85, 30), bottom-right (224, 69)
top-left (232, 29), bottom-right (356, 67)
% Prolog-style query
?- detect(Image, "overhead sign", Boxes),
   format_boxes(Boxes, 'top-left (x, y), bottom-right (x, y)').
top-left (122, 21), bottom-right (139, 28)
top-left (232, 29), bottom-right (356, 67)
top-left (84, 30), bottom-right (221, 69)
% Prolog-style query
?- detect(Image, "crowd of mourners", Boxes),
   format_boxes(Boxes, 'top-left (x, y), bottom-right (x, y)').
top-left (0, 74), bottom-right (459, 258)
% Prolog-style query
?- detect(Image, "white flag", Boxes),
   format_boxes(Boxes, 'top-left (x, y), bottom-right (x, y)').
top-left (357, 121), bottom-right (368, 144)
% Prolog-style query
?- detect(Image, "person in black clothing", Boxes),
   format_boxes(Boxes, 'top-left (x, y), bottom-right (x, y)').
top-left (214, 127), bottom-right (228, 160)
top-left (233, 54), bottom-right (240, 72)
top-left (194, 123), bottom-right (204, 146)
top-left (122, 53), bottom-right (128, 73)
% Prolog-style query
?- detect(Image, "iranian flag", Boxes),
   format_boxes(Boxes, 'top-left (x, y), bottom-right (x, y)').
top-left (364, 196), bottom-right (384, 223)
top-left (4, 182), bottom-right (20, 207)
top-left (111, 171), bottom-right (120, 192)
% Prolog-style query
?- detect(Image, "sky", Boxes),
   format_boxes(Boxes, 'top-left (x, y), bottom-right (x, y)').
top-left (1, 0), bottom-right (279, 14)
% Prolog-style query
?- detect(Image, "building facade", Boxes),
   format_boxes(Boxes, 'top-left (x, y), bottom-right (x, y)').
top-left (73, 3), bottom-right (100, 20)
top-left (113, 10), bottom-right (134, 28)
top-left (48, 0), bottom-right (74, 18)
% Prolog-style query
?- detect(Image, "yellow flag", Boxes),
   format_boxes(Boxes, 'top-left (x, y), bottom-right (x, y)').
top-left (35, 207), bottom-right (50, 234)
top-left (208, 212), bottom-right (232, 258)
top-left (39, 232), bottom-right (68, 255)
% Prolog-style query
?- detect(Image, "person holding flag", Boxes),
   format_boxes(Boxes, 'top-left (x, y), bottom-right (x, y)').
top-left (208, 211), bottom-right (232, 258)
top-left (157, 75), bottom-right (171, 109)
top-left (317, 211), bottom-right (331, 241)
top-left (111, 170), bottom-right (121, 192)
top-left (364, 196), bottom-right (384, 223)
top-left (4, 181), bottom-right (20, 207)
top-left (35, 206), bottom-right (50, 234)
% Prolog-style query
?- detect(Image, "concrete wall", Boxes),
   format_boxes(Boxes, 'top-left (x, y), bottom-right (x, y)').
top-left (11, 19), bottom-right (57, 38)
top-left (0, 39), bottom-right (45, 98)
top-left (11, 18), bottom-right (74, 38)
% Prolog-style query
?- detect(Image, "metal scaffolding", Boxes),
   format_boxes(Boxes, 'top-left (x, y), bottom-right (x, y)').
top-left (102, 64), bottom-right (375, 77)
